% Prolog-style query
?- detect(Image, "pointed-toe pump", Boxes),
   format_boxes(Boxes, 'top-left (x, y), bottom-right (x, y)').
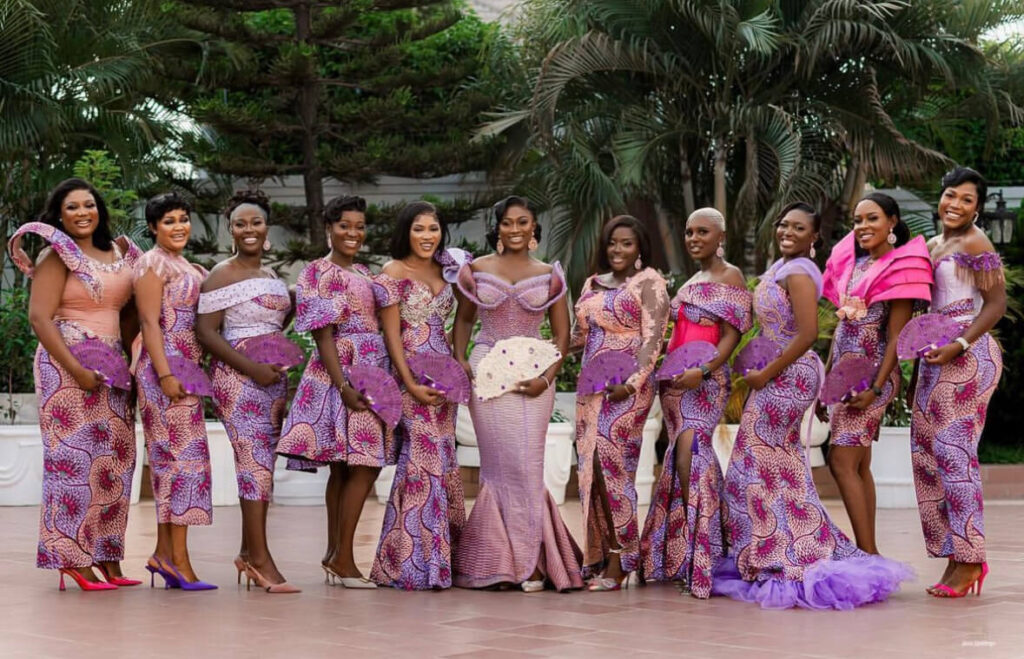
top-left (59, 568), bottom-right (118, 592)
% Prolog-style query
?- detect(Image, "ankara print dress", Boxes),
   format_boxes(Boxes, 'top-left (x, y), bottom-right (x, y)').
top-left (8, 223), bottom-right (141, 569)
top-left (716, 258), bottom-right (912, 609)
top-left (912, 252), bottom-right (1003, 564)
top-left (370, 250), bottom-right (471, 590)
top-left (276, 259), bottom-right (394, 468)
top-left (199, 273), bottom-right (291, 501)
top-left (572, 268), bottom-right (669, 578)
top-left (451, 262), bottom-right (584, 591)
top-left (639, 281), bottom-right (752, 598)
top-left (134, 247), bottom-right (212, 526)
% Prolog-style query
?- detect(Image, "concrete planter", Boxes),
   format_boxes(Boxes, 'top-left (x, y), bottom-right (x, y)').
top-left (1, 393), bottom-right (39, 425)
top-left (872, 426), bottom-right (916, 508)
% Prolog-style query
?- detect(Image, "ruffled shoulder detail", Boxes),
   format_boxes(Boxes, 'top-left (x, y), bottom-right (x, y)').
top-left (773, 257), bottom-right (823, 299)
top-left (198, 277), bottom-right (289, 314)
top-left (521, 261), bottom-right (567, 312)
top-left (678, 280), bottom-right (754, 333)
top-left (856, 236), bottom-right (933, 306)
top-left (454, 262), bottom-right (490, 308)
top-left (293, 258), bottom-right (351, 332)
top-left (821, 231), bottom-right (856, 307)
top-left (114, 236), bottom-right (143, 267)
top-left (436, 247), bottom-right (473, 283)
top-left (952, 251), bottom-right (1004, 291)
top-left (372, 272), bottom-right (401, 309)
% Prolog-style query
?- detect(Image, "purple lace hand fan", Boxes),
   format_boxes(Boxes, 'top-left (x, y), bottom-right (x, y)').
top-left (822, 357), bottom-right (878, 405)
top-left (733, 337), bottom-right (781, 376)
top-left (69, 339), bottom-right (132, 390)
top-left (578, 352), bottom-right (637, 395)
top-left (656, 341), bottom-right (719, 381)
top-left (240, 334), bottom-right (305, 369)
top-left (165, 356), bottom-right (214, 397)
top-left (896, 313), bottom-right (962, 360)
top-left (407, 353), bottom-right (471, 404)
top-left (345, 364), bottom-right (402, 429)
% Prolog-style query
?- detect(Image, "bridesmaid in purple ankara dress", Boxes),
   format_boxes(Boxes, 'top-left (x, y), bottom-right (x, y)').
top-left (451, 196), bottom-right (584, 593)
top-left (820, 193), bottom-right (931, 556)
top-left (134, 192), bottom-right (215, 589)
top-left (716, 203), bottom-right (912, 610)
top-left (275, 195), bottom-right (393, 588)
top-left (370, 201), bottom-right (468, 590)
top-left (572, 215), bottom-right (670, 591)
top-left (639, 208), bottom-right (751, 599)
top-left (196, 190), bottom-right (298, 593)
top-left (10, 179), bottom-right (142, 590)
top-left (911, 167), bottom-right (1006, 598)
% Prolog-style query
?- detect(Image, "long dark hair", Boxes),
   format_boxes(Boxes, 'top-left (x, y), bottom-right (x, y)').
top-left (390, 201), bottom-right (449, 260)
top-left (853, 192), bottom-right (910, 257)
top-left (486, 195), bottom-right (541, 251)
top-left (37, 178), bottom-right (113, 251)
top-left (595, 215), bottom-right (651, 272)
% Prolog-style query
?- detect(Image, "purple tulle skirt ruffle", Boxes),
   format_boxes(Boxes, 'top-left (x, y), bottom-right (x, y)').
top-left (712, 556), bottom-right (914, 610)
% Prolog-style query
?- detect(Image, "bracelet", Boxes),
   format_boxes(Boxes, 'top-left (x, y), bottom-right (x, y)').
top-left (625, 384), bottom-right (636, 395)
top-left (158, 373), bottom-right (174, 381)
top-left (870, 385), bottom-right (883, 397)
top-left (954, 337), bottom-right (970, 353)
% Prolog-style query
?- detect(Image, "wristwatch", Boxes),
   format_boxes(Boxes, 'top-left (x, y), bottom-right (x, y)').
top-left (870, 385), bottom-right (883, 397)
top-left (699, 364), bottom-right (712, 380)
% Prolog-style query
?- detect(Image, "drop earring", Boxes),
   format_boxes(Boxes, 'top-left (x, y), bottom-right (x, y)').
top-left (716, 243), bottom-right (725, 259)
top-left (972, 212), bottom-right (979, 223)
top-left (230, 242), bottom-right (237, 255)
top-left (263, 239), bottom-right (272, 252)
top-left (886, 229), bottom-right (897, 245)
top-left (809, 245), bottom-right (816, 259)
top-left (634, 257), bottom-right (642, 270)
top-left (496, 240), bottom-right (504, 255)
top-left (528, 237), bottom-right (538, 252)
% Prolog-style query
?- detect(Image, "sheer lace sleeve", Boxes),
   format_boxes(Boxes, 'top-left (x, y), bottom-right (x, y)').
top-left (625, 269), bottom-right (670, 389)
top-left (570, 276), bottom-right (594, 353)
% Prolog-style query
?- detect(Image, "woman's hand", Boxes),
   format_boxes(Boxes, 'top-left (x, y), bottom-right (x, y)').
top-left (845, 388), bottom-right (877, 411)
top-left (815, 400), bottom-right (829, 423)
top-left (515, 377), bottom-right (549, 398)
top-left (248, 362), bottom-right (285, 387)
top-left (408, 382), bottom-right (443, 406)
top-left (743, 368), bottom-right (771, 391)
top-left (160, 374), bottom-right (188, 402)
top-left (604, 383), bottom-right (634, 402)
top-left (340, 384), bottom-right (370, 411)
top-left (73, 367), bottom-right (106, 392)
top-left (923, 342), bottom-right (963, 367)
top-left (671, 368), bottom-right (704, 390)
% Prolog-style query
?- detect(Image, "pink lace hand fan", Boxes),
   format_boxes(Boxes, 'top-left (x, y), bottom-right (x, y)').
top-left (239, 334), bottom-right (305, 369)
top-left (656, 341), bottom-right (719, 381)
top-left (733, 337), bottom-right (781, 376)
top-left (164, 355), bottom-right (214, 397)
top-left (896, 313), bottom-right (962, 360)
top-left (822, 357), bottom-right (878, 405)
top-left (69, 339), bottom-right (132, 390)
top-left (345, 364), bottom-right (402, 429)
top-left (407, 353), bottom-right (471, 405)
top-left (578, 351), bottom-right (637, 395)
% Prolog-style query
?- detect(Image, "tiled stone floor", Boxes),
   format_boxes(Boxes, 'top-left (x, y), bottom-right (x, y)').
top-left (1, 498), bottom-right (1022, 658)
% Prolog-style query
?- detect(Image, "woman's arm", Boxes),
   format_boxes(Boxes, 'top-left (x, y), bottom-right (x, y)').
top-left (746, 274), bottom-right (818, 390)
top-left (380, 304), bottom-right (441, 405)
top-left (452, 289), bottom-right (477, 379)
top-left (196, 308), bottom-right (283, 388)
top-left (28, 251), bottom-right (104, 390)
top-left (312, 325), bottom-right (367, 411)
top-left (847, 298), bottom-right (912, 410)
top-left (517, 293), bottom-right (571, 398)
top-left (135, 270), bottom-right (186, 401)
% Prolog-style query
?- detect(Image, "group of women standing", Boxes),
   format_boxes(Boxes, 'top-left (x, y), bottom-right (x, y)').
top-left (12, 165), bottom-right (1005, 608)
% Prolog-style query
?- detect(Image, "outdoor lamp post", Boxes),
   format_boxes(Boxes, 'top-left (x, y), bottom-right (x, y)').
top-left (981, 190), bottom-right (1016, 246)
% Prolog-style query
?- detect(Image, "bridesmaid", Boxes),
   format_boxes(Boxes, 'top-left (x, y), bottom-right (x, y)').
top-left (276, 195), bottom-right (393, 589)
top-left (370, 201), bottom-right (468, 590)
top-left (820, 193), bottom-right (931, 555)
top-left (912, 167), bottom-right (1005, 598)
top-left (134, 192), bottom-right (216, 590)
top-left (451, 195), bottom-right (584, 593)
top-left (572, 215), bottom-right (669, 591)
top-left (9, 179), bottom-right (142, 590)
top-left (639, 208), bottom-right (750, 599)
top-left (196, 190), bottom-right (299, 593)
top-left (716, 202), bottom-right (912, 609)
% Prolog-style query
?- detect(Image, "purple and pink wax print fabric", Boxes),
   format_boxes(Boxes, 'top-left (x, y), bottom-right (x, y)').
top-left (370, 256), bottom-right (468, 590)
top-left (639, 280), bottom-right (752, 598)
top-left (715, 258), bottom-right (912, 609)
top-left (9, 223), bottom-right (142, 569)
top-left (912, 251), bottom-right (1003, 564)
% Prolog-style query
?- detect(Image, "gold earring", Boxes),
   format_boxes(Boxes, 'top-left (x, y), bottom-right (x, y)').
top-left (528, 237), bottom-right (538, 251)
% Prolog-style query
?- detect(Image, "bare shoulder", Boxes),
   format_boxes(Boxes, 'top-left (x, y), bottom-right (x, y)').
top-left (962, 227), bottom-right (996, 256)
top-left (529, 257), bottom-right (554, 276)
top-left (380, 260), bottom-right (405, 277)
top-left (719, 263), bottom-right (746, 288)
top-left (35, 246), bottom-right (62, 269)
top-left (201, 260), bottom-right (244, 292)
top-left (469, 253), bottom-right (496, 272)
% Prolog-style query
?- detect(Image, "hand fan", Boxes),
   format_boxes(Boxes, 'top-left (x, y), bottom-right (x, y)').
top-left (345, 364), bottom-right (402, 429)
top-left (732, 337), bottom-right (781, 376)
top-left (407, 353), bottom-right (471, 405)
top-left (69, 339), bottom-right (132, 390)
top-left (474, 337), bottom-right (562, 401)
top-left (896, 313), bottom-right (962, 360)
top-left (822, 357), bottom-right (877, 405)
top-left (239, 333), bottom-right (305, 369)
top-left (165, 355), bottom-right (214, 397)
top-left (656, 341), bottom-right (719, 381)
top-left (577, 352), bottom-right (637, 395)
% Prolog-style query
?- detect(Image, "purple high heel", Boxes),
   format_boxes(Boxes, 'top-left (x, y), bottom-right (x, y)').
top-left (144, 560), bottom-right (181, 589)
top-left (161, 561), bottom-right (218, 591)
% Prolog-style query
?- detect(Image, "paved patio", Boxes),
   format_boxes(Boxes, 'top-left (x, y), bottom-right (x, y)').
top-left (1, 498), bottom-right (1022, 658)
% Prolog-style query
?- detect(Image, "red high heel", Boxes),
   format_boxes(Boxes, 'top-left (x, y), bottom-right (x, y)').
top-left (930, 562), bottom-right (989, 598)
top-left (93, 563), bottom-right (142, 587)
top-left (59, 568), bottom-right (118, 591)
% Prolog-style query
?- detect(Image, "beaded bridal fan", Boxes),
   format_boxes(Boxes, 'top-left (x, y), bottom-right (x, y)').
top-left (474, 337), bottom-right (562, 401)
